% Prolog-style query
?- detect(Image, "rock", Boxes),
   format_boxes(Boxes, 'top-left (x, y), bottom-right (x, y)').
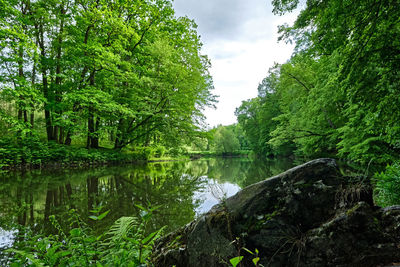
top-left (151, 159), bottom-right (400, 267)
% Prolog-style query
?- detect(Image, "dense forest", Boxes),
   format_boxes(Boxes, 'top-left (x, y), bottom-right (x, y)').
top-left (236, 0), bottom-right (400, 165)
top-left (0, 0), bottom-right (215, 167)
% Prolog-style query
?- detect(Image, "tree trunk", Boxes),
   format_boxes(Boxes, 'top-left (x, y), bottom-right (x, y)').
top-left (59, 127), bottom-right (64, 144)
top-left (86, 70), bottom-right (99, 149)
top-left (114, 118), bottom-right (125, 149)
top-left (54, 126), bottom-right (59, 143)
top-left (54, 3), bottom-right (65, 144)
top-left (37, 22), bottom-right (54, 141)
top-left (87, 108), bottom-right (95, 148)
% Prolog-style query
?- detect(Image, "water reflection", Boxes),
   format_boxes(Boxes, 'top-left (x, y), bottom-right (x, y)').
top-left (0, 157), bottom-right (294, 254)
top-left (194, 179), bottom-right (241, 214)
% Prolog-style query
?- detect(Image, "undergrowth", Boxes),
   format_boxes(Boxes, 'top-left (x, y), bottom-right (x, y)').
top-left (5, 206), bottom-right (164, 266)
top-left (0, 136), bottom-right (180, 169)
top-left (374, 161), bottom-right (400, 206)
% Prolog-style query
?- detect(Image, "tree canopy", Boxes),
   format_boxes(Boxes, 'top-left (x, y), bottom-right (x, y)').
top-left (236, 0), bottom-right (400, 163)
top-left (0, 0), bottom-right (216, 158)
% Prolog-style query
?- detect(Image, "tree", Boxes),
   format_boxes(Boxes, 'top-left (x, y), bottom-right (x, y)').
top-left (0, 0), bottom-right (216, 159)
top-left (208, 125), bottom-right (240, 155)
top-left (236, 66), bottom-right (293, 157)
top-left (272, 0), bottom-right (400, 163)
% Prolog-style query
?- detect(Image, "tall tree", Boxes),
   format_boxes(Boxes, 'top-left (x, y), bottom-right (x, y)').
top-left (268, 0), bottom-right (400, 162)
top-left (0, 0), bottom-right (216, 155)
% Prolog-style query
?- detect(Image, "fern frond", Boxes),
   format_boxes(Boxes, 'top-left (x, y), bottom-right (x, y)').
top-left (106, 216), bottom-right (138, 242)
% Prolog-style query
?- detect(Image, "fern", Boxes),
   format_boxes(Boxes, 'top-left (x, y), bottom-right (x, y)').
top-left (7, 210), bottom-right (164, 266)
top-left (106, 216), bottom-right (138, 242)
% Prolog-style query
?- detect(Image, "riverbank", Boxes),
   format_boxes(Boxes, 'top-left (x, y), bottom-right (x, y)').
top-left (188, 150), bottom-right (251, 159)
top-left (0, 138), bottom-right (253, 171)
top-left (0, 137), bottom-right (195, 170)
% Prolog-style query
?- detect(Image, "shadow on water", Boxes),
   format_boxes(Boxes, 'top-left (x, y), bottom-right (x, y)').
top-left (0, 157), bottom-right (295, 261)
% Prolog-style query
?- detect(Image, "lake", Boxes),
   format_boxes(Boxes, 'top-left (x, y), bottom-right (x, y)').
top-left (0, 157), bottom-right (295, 261)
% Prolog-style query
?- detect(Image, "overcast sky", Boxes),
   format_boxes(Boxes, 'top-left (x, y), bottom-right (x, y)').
top-left (173, 0), bottom-right (298, 127)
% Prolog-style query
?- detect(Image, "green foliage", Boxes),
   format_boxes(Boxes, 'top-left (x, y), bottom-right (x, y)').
top-left (204, 124), bottom-right (248, 155)
top-left (212, 126), bottom-right (241, 155)
top-left (7, 207), bottom-right (164, 266)
top-left (230, 256), bottom-right (244, 267)
top-left (126, 146), bottom-right (154, 161)
top-left (0, 0), bottom-right (216, 161)
top-left (168, 145), bottom-right (189, 157)
top-left (374, 162), bottom-right (400, 206)
top-left (0, 137), bottom-right (151, 168)
top-left (237, 0), bottom-right (400, 164)
top-left (230, 246), bottom-right (261, 267)
top-left (153, 145), bottom-right (167, 158)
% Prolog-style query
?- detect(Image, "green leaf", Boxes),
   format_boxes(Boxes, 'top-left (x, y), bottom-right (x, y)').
top-left (6, 249), bottom-right (45, 267)
top-left (141, 231), bottom-right (157, 245)
top-left (89, 215), bottom-right (98, 220)
top-left (134, 204), bottom-right (146, 211)
top-left (242, 247), bottom-right (254, 255)
top-left (69, 228), bottom-right (82, 237)
top-left (54, 250), bottom-right (72, 258)
top-left (252, 257), bottom-right (260, 266)
top-left (230, 256), bottom-right (243, 267)
top-left (97, 210), bottom-right (110, 220)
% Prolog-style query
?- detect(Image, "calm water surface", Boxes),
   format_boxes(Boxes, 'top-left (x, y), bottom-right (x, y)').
top-left (0, 157), bottom-right (294, 258)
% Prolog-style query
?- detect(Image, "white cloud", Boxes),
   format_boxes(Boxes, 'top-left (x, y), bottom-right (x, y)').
top-left (173, 0), bottom-right (299, 127)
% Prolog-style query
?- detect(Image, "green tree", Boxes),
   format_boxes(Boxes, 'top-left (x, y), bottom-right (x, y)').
top-left (236, 66), bottom-right (293, 157)
top-left (210, 125), bottom-right (241, 155)
top-left (0, 0), bottom-right (216, 165)
top-left (268, 55), bottom-right (342, 158)
top-left (272, 0), bottom-right (400, 163)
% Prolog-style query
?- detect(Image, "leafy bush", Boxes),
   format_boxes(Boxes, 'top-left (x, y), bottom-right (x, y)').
top-left (0, 137), bottom-right (50, 166)
top-left (153, 145), bottom-right (166, 158)
top-left (0, 137), bottom-right (149, 168)
top-left (7, 207), bottom-right (164, 266)
top-left (168, 146), bottom-right (188, 157)
top-left (128, 146), bottom-right (154, 160)
top-left (374, 162), bottom-right (400, 206)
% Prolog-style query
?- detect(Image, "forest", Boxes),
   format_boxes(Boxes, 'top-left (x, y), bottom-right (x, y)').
top-left (0, 0), bottom-right (215, 168)
top-left (236, 0), bottom-right (400, 164)
top-left (1, 0), bottom-right (400, 266)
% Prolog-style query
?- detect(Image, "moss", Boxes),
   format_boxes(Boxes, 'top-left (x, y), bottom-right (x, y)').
top-left (246, 210), bottom-right (282, 232)
top-left (265, 210), bottom-right (281, 221)
top-left (346, 203), bottom-right (362, 216)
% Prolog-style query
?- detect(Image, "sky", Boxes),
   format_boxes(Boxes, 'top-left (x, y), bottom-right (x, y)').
top-left (172, 0), bottom-right (299, 128)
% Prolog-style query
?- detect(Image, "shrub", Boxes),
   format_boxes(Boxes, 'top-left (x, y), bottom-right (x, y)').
top-left (7, 207), bottom-right (164, 266)
top-left (374, 162), bottom-right (400, 206)
top-left (129, 146), bottom-right (154, 160)
top-left (153, 145), bottom-right (166, 158)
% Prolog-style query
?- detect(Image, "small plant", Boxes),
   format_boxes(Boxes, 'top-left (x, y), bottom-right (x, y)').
top-left (229, 248), bottom-right (262, 267)
top-left (229, 238), bottom-right (262, 267)
top-left (230, 255), bottom-right (244, 267)
top-left (374, 161), bottom-right (400, 206)
top-left (7, 206), bottom-right (164, 266)
top-left (153, 145), bottom-right (166, 158)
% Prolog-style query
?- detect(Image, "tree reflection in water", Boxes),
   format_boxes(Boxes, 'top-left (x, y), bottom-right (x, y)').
top-left (0, 157), bottom-right (295, 254)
